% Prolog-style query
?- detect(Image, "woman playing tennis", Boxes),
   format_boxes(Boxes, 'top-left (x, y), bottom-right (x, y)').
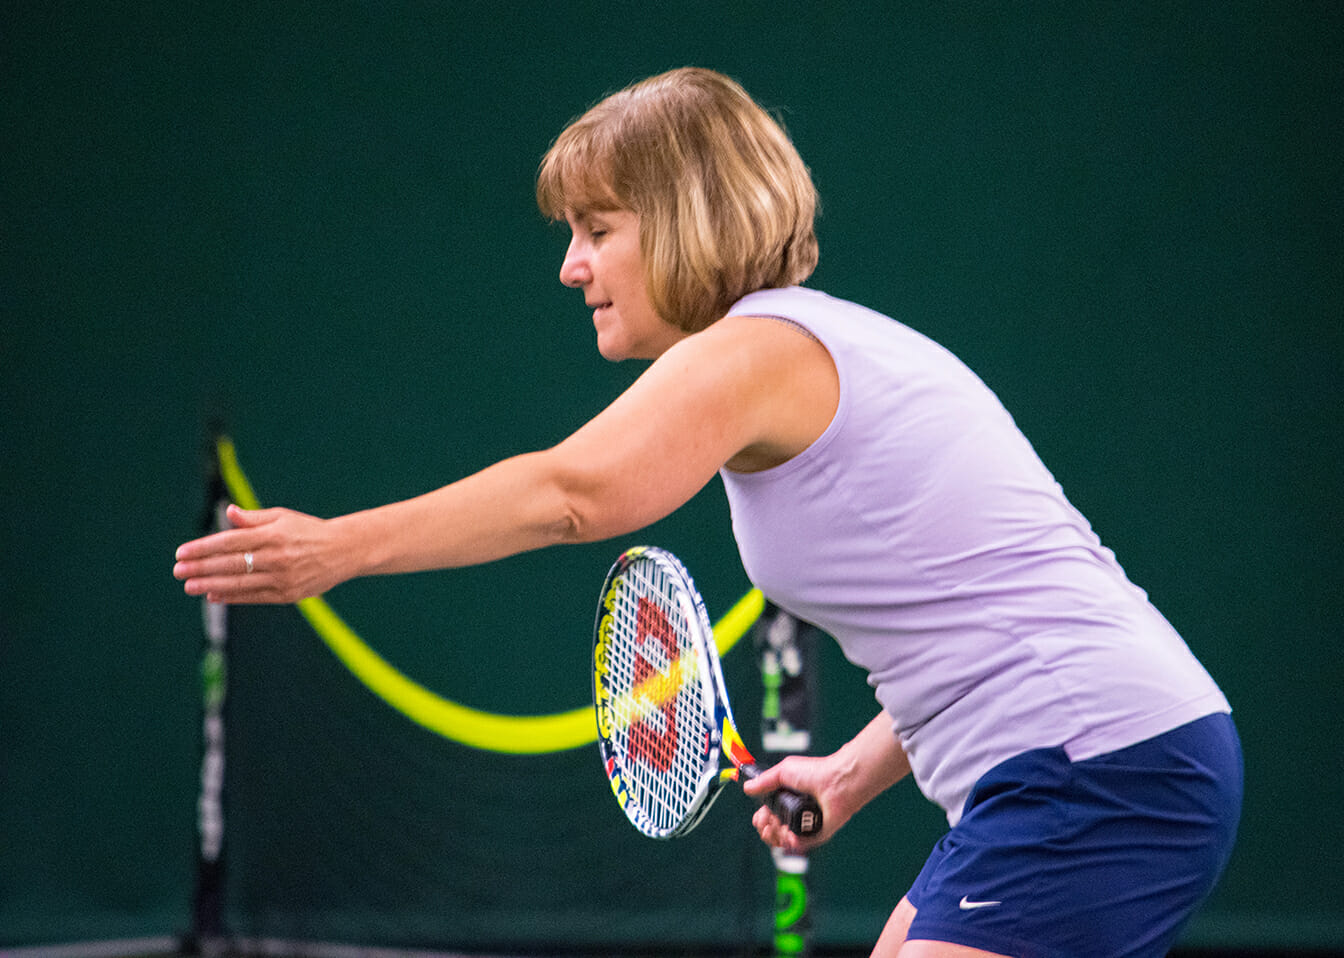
top-left (174, 67), bottom-right (1241, 958)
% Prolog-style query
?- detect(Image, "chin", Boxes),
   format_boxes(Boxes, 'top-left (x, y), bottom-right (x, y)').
top-left (595, 337), bottom-right (627, 362)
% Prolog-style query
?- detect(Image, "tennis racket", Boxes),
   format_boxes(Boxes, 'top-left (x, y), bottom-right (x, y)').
top-left (593, 546), bottom-right (823, 840)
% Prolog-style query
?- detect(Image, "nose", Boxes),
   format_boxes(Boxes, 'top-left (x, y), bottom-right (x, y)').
top-left (559, 236), bottom-right (590, 289)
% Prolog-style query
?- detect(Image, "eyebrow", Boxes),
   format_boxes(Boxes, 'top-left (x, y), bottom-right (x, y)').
top-left (568, 206), bottom-right (625, 229)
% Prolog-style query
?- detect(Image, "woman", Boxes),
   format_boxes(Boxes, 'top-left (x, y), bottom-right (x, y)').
top-left (174, 68), bottom-right (1241, 957)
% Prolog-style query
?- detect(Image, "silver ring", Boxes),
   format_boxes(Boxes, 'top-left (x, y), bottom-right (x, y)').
top-left (243, 552), bottom-right (255, 574)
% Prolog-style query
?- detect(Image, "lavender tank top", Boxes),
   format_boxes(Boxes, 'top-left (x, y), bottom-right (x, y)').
top-left (719, 287), bottom-right (1229, 824)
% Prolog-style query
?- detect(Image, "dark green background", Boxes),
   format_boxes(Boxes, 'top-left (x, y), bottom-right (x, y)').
top-left (4, 1), bottom-right (1341, 951)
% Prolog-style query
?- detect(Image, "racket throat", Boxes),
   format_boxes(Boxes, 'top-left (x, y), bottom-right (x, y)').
top-left (720, 716), bottom-right (759, 768)
top-left (733, 762), bottom-right (763, 783)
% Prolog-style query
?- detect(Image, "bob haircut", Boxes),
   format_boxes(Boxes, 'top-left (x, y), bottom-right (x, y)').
top-left (537, 67), bottom-right (819, 333)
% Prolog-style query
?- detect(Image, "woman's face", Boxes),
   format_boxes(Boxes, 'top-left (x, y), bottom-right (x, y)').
top-left (559, 209), bottom-right (686, 361)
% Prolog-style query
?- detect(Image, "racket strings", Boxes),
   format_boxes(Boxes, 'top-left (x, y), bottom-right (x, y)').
top-left (605, 561), bottom-right (711, 833)
top-left (628, 597), bottom-right (680, 770)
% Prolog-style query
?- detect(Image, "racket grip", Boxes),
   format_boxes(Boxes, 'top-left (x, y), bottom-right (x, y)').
top-left (742, 764), bottom-right (824, 837)
top-left (767, 787), bottom-right (824, 837)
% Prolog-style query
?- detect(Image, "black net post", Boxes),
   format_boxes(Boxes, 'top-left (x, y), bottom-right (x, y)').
top-left (755, 603), bottom-right (819, 958)
top-left (184, 436), bottom-right (229, 956)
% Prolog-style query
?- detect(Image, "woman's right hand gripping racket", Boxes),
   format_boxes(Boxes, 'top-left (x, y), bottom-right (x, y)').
top-left (592, 546), bottom-right (823, 840)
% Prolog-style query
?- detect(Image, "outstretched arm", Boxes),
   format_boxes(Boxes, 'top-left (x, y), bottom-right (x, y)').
top-left (173, 315), bottom-right (838, 604)
top-left (743, 711), bottom-right (910, 854)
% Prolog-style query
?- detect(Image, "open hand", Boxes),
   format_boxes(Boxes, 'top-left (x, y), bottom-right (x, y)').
top-left (173, 503), bottom-right (344, 604)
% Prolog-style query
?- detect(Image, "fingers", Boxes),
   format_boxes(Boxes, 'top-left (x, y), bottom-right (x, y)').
top-left (175, 507), bottom-right (277, 560)
top-left (175, 554), bottom-right (273, 602)
top-left (743, 755), bottom-right (834, 853)
top-left (178, 556), bottom-right (300, 604)
top-left (173, 507), bottom-right (282, 600)
top-left (225, 503), bottom-right (270, 528)
top-left (744, 765), bottom-right (797, 847)
top-left (173, 505), bottom-right (333, 604)
top-left (742, 763), bottom-right (783, 797)
top-left (173, 546), bottom-right (254, 579)
top-left (186, 574), bottom-right (279, 604)
top-left (172, 541), bottom-right (255, 591)
top-left (751, 802), bottom-right (806, 854)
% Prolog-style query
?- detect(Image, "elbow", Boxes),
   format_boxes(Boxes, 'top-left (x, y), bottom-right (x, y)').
top-left (552, 493), bottom-right (625, 546)
top-left (544, 474), bottom-right (635, 547)
top-left (551, 499), bottom-right (590, 546)
top-left (528, 448), bottom-right (661, 548)
top-left (532, 463), bottom-right (605, 547)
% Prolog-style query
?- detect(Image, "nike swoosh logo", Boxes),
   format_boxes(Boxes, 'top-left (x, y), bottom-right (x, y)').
top-left (959, 896), bottom-right (1002, 910)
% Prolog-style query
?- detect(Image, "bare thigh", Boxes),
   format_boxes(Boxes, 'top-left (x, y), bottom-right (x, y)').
top-left (871, 897), bottom-right (1013, 958)
top-left (871, 897), bottom-right (916, 957)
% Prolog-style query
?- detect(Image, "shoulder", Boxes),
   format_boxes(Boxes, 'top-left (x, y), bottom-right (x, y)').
top-left (652, 312), bottom-right (838, 473)
top-left (657, 311), bottom-right (833, 383)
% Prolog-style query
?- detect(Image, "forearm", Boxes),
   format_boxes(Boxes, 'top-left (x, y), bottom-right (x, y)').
top-left (332, 450), bottom-right (586, 579)
top-left (828, 711), bottom-right (911, 813)
top-left (173, 448), bottom-right (610, 604)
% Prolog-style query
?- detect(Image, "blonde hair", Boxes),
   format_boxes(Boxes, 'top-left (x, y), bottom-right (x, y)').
top-left (537, 67), bottom-right (819, 332)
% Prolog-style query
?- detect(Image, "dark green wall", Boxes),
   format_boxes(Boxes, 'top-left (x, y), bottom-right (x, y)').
top-left (4, 1), bottom-right (1341, 949)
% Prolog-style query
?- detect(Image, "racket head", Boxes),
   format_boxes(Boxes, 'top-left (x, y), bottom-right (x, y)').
top-left (593, 546), bottom-right (728, 839)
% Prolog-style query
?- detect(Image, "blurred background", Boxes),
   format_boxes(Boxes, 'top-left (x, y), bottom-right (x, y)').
top-left (3, 1), bottom-right (1340, 954)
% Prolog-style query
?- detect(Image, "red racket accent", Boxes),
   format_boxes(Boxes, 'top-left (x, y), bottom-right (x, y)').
top-left (721, 718), bottom-right (758, 769)
top-left (627, 597), bottom-right (680, 770)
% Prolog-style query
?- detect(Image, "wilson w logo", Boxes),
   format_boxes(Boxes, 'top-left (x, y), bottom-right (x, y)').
top-left (628, 598), bottom-right (681, 770)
